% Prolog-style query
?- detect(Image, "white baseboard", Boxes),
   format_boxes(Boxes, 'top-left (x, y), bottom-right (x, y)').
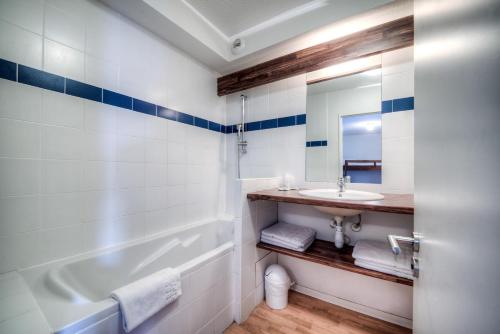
top-left (291, 284), bottom-right (413, 329)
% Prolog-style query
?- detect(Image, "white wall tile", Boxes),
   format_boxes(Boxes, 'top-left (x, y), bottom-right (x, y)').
top-left (85, 133), bottom-right (116, 161)
top-left (82, 161), bottom-right (116, 190)
top-left (145, 139), bottom-right (168, 164)
top-left (146, 186), bottom-right (168, 211)
top-left (0, 20), bottom-right (42, 69)
top-left (83, 190), bottom-right (117, 222)
top-left (287, 74), bottom-right (307, 117)
top-left (41, 160), bottom-right (82, 194)
top-left (145, 163), bottom-right (167, 187)
top-left (167, 185), bottom-right (185, 207)
top-left (42, 193), bottom-right (83, 229)
top-left (42, 90), bottom-right (84, 128)
top-left (116, 109), bottom-right (146, 137)
top-left (145, 209), bottom-right (170, 235)
top-left (41, 125), bottom-right (84, 160)
top-left (43, 38), bottom-right (84, 80)
top-left (116, 135), bottom-right (145, 162)
top-left (116, 188), bottom-right (145, 215)
top-left (0, 196), bottom-right (40, 236)
top-left (382, 71), bottom-right (414, 100)
top-left (167, 121), bottom-right (187, 143)
top-left (0, 158), bottom-right (39, 196)
top-left (0, 119), bottom-right (40, 158)
top-left (84, 101), bottom-right (116, 133)
top-left (167, 164), bottom-right (185, 186)
top-left (39, 224), bottom-right (84, 261)
top-left (84, 54), bottom-right (119, 90)
top-left (145, 116), bottom-right (168, 140)
top-left (382, 111), bottom-right (414, 139)
top-left (247, 85), bottom-right (269, 122)
top-left (116, 162), bottom-right (144, 189)
top-left (165, 205), bottom-right (185, 229)
top-left (0, 79), bottom-right (42, 122)
top-left (167, 143), bottom-right (186, 164)
top-left (268, 79), bottom-right (287, 119)
top-left (0, 0), bottom-right (44, 34)
top-left (44, 4), bottom-right (85, 50)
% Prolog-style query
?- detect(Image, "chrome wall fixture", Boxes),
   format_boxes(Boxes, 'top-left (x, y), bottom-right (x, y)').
top-left (237, 94), bottom-right (248, 178)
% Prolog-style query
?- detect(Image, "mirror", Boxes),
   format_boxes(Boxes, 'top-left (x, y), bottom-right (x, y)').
top-left (305, 68), bottom-right (382, 183)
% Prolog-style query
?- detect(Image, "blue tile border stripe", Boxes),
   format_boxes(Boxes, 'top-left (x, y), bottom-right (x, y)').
top-left (0, 59), bottom-right (17, 81)
top-left (381, 97), bottom-right (414, 113)
top-left (133, 98), bottom-right (156, 116)
top-left (0, 57), bottom-right (226, 133)
top-left (227, 113), bottom-right (307, 133)
top-left (103, 89), bottom-right (132, 109)
top-left (66, 79), bottom-right (102, 102)
top-left (0, 57), bottom-right (313, 134)
top-left (18, 65), bottom-right (64, 93)
top-left (306, 140), bottom-right (328, 147)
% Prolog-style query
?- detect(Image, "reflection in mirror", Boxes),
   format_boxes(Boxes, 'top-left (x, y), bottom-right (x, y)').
top-left (341, 113), bottom-right (381, 184)
top-left (306, 68), bottom-right (382, 183)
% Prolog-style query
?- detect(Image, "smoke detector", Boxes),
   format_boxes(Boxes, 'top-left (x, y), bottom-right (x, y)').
top-left (231, 38), bottom-right (245, 55)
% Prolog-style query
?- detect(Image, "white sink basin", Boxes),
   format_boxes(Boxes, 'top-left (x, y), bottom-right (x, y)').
top-left (299, 189), bottom-right (384, 201)
top-left (299, 189), bottom-right (384, 217)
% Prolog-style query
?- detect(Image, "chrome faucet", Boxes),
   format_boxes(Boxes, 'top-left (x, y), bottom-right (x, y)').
top-left (337, 177), bottom-right (346, 192)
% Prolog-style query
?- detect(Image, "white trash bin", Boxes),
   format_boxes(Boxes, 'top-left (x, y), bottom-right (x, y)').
top-left (265, 264), bottom-right (291, 310)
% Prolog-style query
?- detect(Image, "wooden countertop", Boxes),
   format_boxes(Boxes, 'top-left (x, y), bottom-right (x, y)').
top-left (247, 189), bottom-right (414, 215)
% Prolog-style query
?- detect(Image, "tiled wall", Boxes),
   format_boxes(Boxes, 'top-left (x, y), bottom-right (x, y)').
top-left (381, 47), bottom-right (414, 193)
top-left (0, 0), bottom-right (226, 273)
top-left (225, 75), bottom-right (307, 182)
top-left (232, 178), bottom-right (280, 323)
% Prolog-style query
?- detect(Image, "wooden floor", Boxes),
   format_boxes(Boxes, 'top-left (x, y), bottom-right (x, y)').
top-left (224, 291), bottom-right (411, 334)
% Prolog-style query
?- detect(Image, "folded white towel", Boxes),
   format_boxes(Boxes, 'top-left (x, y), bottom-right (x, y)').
top-left (261, 222), bottom-right (316, 249)
top-left (354, 259), bottom-right (413, 275)
top-left (261, 235), bottom-right (314, 252)
top-left (354, 259), bottom-right (414, 280)
top-left (111, 268), bottom-right (182, 332)
top-left (352, 239), bottom-right (412, 272)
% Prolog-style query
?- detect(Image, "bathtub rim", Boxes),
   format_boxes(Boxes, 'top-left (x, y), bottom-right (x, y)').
top-left (20, 217), bottom-right (232, 274)
top-left (18, 218), bottom-right (234, 334)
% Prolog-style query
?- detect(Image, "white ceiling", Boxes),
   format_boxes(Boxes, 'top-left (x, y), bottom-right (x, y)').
top-left (101, 0), bottom-right (411, 74)
top-left (185, 0), bottom-right (313, 37)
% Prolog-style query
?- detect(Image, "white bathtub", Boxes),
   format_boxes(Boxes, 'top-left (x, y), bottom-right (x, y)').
top-left (20, 219), bottom-right (235, 334)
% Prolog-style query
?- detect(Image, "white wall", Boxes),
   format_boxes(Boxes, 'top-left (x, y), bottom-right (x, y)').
top-left (343, 132), bottom-right (381, 160)
top-left (225, 74), bottom-right (306, 184)
top-left (231, 178), bottom-right (280, 323)
top-left (0, 0), bottom-right (226, 273)
top-left (382, 47), bottom-right (414, 193)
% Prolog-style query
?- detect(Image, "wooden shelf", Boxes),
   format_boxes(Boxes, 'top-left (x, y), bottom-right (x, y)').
top-left (247, 189), bottom-right (414, 215)
top-left (257, 239), bottom-right (413, 286)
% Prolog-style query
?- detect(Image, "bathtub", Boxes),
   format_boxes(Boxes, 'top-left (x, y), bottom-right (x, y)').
top-left (20, 219), bottom-right (235, 334)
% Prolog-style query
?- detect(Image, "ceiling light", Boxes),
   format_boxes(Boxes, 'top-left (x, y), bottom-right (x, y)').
top-left (363, 121), bottom-right (380, 132)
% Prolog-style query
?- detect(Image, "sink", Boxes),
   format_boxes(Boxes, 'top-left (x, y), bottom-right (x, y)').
top-left (299, 189), bottom-right (384, 217)
top-left (299, 189), bottom-right (384, 201)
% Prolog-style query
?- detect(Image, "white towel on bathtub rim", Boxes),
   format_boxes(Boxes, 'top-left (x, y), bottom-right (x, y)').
top-left (111, 267), bottom-right (182, 333)
top-left (352, 239), bottom-right (412, 271)
top-left (354, 259), bottom-right (414, 280)
top-left (260, 235), bottom-right (314, 252)
top-left (261, 222), bottom-right (316, 248)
